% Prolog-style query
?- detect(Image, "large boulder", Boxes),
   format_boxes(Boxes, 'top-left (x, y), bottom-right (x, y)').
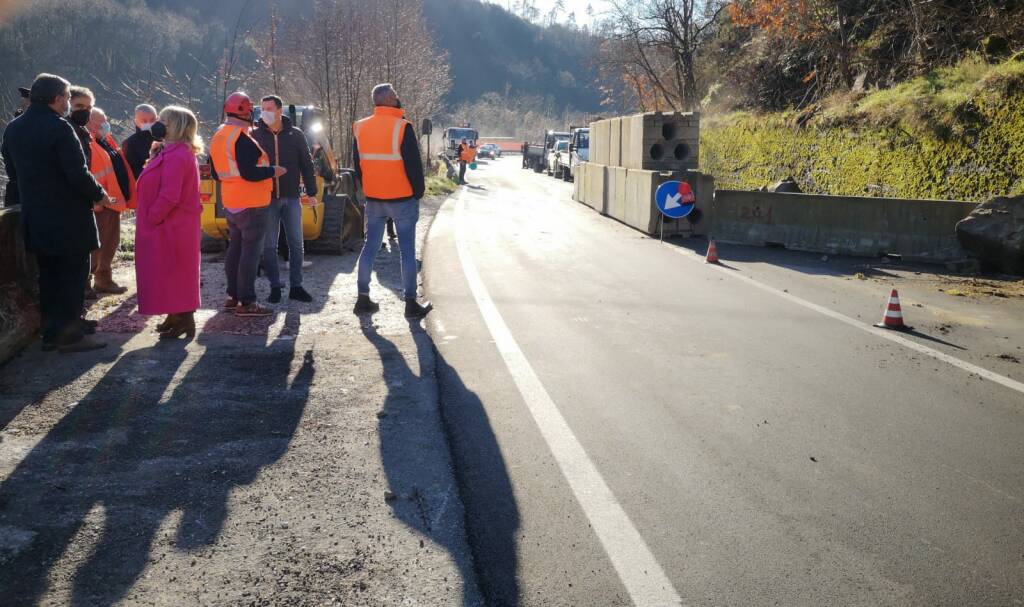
top-left (769, 176), bottom-right (802, 193)
top-left (955, 195), bottom-right (1024, 275)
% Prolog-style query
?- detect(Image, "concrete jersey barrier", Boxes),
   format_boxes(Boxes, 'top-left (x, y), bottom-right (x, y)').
top-left (712, 190), bottom-right (978, 261)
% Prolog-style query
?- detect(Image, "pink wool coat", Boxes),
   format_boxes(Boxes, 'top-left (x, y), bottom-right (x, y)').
top-left (133, 142), bottom-right (202, 315)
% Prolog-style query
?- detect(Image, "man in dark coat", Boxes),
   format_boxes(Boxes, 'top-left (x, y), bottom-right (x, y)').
top-left (0, 73), bottom-right (111, 352)
top-left (122, 103), bottom-right (158, 179)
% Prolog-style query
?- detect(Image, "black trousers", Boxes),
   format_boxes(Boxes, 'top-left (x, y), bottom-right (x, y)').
top-left (458, 160), bottom-right (467, 184)
top-left (35, 251), bottom-right (90, 343)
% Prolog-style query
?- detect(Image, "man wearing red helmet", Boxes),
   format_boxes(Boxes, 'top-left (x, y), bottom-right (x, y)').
top-left (209, 91), bottom-right (286, 317)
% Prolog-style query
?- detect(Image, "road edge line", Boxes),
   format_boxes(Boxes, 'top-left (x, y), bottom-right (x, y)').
top-left (454, 191), bottom-right (683, 607)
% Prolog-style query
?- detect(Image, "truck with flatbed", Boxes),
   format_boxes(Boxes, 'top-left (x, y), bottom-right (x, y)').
top-left (522, 130), bottom-right (569, 172)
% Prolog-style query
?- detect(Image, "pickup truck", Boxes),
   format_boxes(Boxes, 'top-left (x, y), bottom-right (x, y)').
top-left (556, 127), bottom-right (589, 181)
top-left (522, 130), bottom-right (569, 172)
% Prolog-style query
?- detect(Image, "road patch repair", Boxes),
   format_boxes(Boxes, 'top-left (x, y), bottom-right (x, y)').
top-left (0, 199), bottom-right (483, 605)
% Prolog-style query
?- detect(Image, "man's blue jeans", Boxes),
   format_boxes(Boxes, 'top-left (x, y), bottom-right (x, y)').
top-left (358, 199), bottom-right (419, 300)
top-left (262, 197), bottom-right (304, 289)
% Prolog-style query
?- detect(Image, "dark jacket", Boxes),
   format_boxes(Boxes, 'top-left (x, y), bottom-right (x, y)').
top-left (73, 123), bottom-right (92, 165)
top-left (252, 116), bottom-right (317, 199)
top-left (122, 128), bottom-right (155, 179)
top-left (352, 122), bottom-right (425, 202)
top-left (98, 136), bottom-right (133, 202)
top-left (0, 103), bottom-right (106, 255)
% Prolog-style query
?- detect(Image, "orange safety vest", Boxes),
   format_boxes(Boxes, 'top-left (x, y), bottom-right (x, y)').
top-left (210, 124), bottom-right (273, 209)
top-left (459, 144), bottom-right (476, 163)
top-left (353, 106), bottom-right (413, 200)
top-left (89, 138), bottom-right (127, 213)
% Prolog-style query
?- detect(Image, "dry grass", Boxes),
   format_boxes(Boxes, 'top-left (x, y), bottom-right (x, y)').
top-left (820, 54), bottom-right (1024, 138)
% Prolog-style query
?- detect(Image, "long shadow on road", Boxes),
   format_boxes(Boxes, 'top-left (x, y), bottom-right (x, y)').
top-left (0, 313), bottom-right (313, 606)
top-left (361, 320), bottom-right (518, 606)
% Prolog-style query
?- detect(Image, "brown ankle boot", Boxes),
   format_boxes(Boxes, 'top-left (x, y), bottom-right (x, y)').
top-left (155, 315), bottom-right (174, 333)
top-left (160, 312), bottom-right (195, 340)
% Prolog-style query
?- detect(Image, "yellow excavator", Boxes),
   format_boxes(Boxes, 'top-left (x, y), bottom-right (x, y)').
top-left (198, 104), bottom-right (363, 254)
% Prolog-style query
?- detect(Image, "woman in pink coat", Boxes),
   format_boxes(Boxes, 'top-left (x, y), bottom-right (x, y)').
top-left (134, 106), bottom-right (203, 340)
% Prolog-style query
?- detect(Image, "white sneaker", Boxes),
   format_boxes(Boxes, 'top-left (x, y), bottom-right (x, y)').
top-left (302, 260), bottom-right (313, 268)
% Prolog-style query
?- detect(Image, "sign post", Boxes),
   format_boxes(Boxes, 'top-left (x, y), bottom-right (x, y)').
top-left (654, 180), bottom-right (696, 242)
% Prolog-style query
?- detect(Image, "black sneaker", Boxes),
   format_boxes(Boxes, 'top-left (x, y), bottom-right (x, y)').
top-left (268, 287), bottom-right (282, 303)
top-left (289, 287), bottom-right (313, 303)
top-left (404, 299), bottom-right (433, 319)
top-left (353, 294), bottom-right (379, 315)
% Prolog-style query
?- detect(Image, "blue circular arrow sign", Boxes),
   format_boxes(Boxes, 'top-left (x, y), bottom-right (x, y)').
top-left (655, 181), bottom-right (696, 219)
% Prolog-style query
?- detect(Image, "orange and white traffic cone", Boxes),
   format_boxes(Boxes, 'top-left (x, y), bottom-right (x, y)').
top-left (705, 239), bottom-right (720, 264)
top-left (874, 288), bottom-right (914, 331)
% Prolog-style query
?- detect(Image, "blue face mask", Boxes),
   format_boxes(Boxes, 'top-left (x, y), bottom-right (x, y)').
top-left (99, 122), bottom-right (111, 138)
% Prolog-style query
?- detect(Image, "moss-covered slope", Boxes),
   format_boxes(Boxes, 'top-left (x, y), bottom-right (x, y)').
top-left (700, 56), bottom-right (1024, 202)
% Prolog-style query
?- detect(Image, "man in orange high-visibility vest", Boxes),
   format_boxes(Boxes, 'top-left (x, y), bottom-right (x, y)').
top-left (85, 107), bottom-right (131, 295)
top-left (351, 83), bottom-right (431, 319)
top-left (209, 91), bottom-right (286, 317)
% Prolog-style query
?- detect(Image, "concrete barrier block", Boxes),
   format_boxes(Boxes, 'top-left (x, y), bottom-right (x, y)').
top-left (624, 169), bottom-right (658, 231)
top-left (711, 190), bottom-right (977, 261)
top-left (591, 120), bottom-right (610, 166)
top-left (607, 166), bottom-right (628, 221)
top-left (585, 163), bottom-right (608, 213)
top-left (609, 118), bottom-right (622, 168)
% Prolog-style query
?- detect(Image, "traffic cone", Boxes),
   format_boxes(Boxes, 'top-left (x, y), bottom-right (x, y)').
top-left (874, 288), bottom-right (914, 331)
top-left (705, 238), bottom-right (720, 264)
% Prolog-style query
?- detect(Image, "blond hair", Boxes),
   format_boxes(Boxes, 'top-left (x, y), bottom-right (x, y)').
top-left (159, 105), bottom-right (204, 155)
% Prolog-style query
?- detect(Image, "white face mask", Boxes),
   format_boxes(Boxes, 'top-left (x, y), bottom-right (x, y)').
top-left (262, 110), bottom-right (278, 124)
top-left (100, 122), bottom-right (111, 138)
top-left (140, 122), bottom-right (153, 132)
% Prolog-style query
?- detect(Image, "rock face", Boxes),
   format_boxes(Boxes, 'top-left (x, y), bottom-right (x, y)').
top-left (955, 195), bottom-right (1024, 275)
top-left (770, 176), bottom-right (802, 193)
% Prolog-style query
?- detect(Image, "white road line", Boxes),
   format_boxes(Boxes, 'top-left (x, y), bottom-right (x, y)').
top-left (667, 244), bottom-right (1024, 397)
top-left (453, 191), bottom-right (683, 607)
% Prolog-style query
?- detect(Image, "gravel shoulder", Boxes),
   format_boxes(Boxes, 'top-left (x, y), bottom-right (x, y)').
top-left (0, 197), bottom-right (483, 606)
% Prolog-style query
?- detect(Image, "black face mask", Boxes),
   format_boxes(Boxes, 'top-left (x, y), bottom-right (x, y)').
top-left (68, 108), bottom-right (91, 127)
top-left (150, 121), bottom-right (167, 141)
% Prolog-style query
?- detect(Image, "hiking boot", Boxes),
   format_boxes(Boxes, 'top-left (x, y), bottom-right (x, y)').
top-left (235, 303), bottom-right (273, 317)
top-left (404, 299), bottom-right (433, 319)
top-left (58, 335), bottom-right (107, 353)
top-left (268, 287), bottom-right (282, 304)
top-left (289, 287), bottom-right (313, 303)
top-left (94, 282), bottom-right (128, 294)
top-left (41, 339), bottom-right (57, 352)
top-left (84, 287), bottom-right (98, 300)
top-left (223, 297), bottom-right (240, 311)
top-left (353, 294), bottom-right (379, 315)
top-left (78, 318), bottom-right (96, 335)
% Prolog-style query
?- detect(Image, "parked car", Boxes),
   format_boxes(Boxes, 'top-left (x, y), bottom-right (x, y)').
top-left (546, 139), bottom-right (569, 176)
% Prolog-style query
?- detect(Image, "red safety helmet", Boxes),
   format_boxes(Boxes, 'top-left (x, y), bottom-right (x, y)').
top-left (224, 91), bottom-right (253, 121)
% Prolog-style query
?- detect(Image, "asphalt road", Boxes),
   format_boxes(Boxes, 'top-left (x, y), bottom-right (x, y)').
top-left (424, 157), bottom-right (1024, 606)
